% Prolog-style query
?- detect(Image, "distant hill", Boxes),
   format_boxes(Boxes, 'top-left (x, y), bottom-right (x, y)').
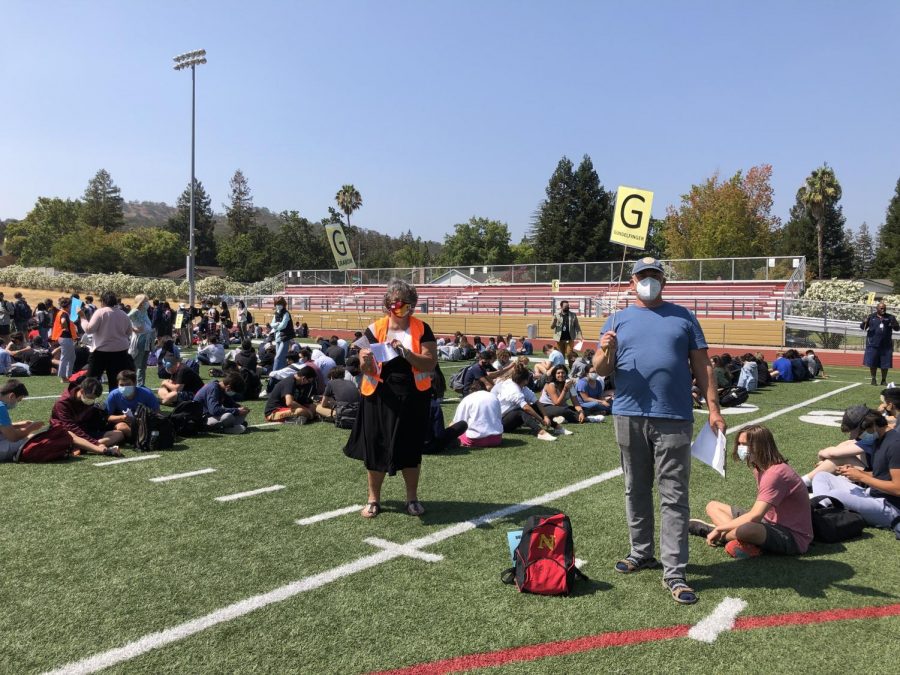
top-left (123, 201), bottom-right (282, 235)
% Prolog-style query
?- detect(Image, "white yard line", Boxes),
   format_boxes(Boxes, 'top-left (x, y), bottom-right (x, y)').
top-left (45, 467), bottom-right (623, 675)
top-left (688, 597), bottom-right (748, 643)
top-left (364, 537), bottom-right (445, 563)
top-left (725, 382), bottom-right (861, 436)
top-left (249, 422), bottom-right (283, 428)
top-left (93, 455), bottom-right (160, 467)
top-left (214, 485), bottom-right (286, 502)
top-left (150, 468), bottom-right (217, 483)
top-left (295, 504), bottom-right (365, 526)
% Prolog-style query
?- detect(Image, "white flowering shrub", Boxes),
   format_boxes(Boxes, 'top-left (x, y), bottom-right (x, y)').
top-left (793, 280), bottom-right (866, 321)
top-left (246, 276), bottom-right (284, 296)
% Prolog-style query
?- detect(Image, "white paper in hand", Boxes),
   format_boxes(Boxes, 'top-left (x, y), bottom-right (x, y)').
top-left (691, 422), bottom-right (727, 477)
top-left (574, 340), bottom-right (584, 351)
top-left (368, 342), bottom-right (400, 364)
top-left (352, 335), bottom-right (371, 350)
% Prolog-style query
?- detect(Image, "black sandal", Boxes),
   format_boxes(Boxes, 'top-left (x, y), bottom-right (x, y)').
top-left (405, 500), bottom-right (425, 516)
top-left (663, 577), bottom-right (699, 605)
top-left (614, 555), bottom-right (660, 574)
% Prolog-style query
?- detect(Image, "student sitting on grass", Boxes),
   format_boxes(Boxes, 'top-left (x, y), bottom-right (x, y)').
top-left (0, 380), bottom-right (46, 462)
top-left (51, 377), bottom-right (123, 456)
top-left (689, 424), bottom-right (813, 558)
top-left (197, 334), bottom-right (225, 365)
top-left (880, 388), bottom-right (899, 428)
top-left (451, 379), bottom-right (503, 447)
top-left (157, 354), bottom-right (204, 406)
top-left (265, 365), bottom-right (317, 423)
top-left (538, 364), bottom-right (585, 428)
top-left (315, 367), bottom-right (359, 421)
top-left (574, 365), bottom-right (611, 418)
top-left (770, 351), bottom-right (793, 382)
top-left (800, 405), bottom-right (873, 488)
top-left (736, 353), bottom-right (759, 392)
top-left (105, 370), bottom-right (160, 443)
top-left (811, 409), bottom-right (900, 530)
top-left (194, 372), bottom-right (249, 434)
top-left (491, 363), bottom-right (557, 442)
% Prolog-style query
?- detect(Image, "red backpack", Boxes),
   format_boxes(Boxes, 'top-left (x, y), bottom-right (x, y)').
top-left (502, 513), bottom-right (587, 595)
top-left (18, 425), bottom-right (73, 463)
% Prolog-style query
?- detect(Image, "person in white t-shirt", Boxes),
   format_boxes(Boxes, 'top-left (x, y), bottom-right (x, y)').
top-left (197, 335), bottom-right (225, 365)
top-left (491, 364), bottom-right (558, 442)
top-left (452, 379), bottom-right (503, 447)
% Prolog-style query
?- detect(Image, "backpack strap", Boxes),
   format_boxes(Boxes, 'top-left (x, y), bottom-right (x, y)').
top-left (500, 567), bottom-right (516, 585)
top-left (572, 566), bottom-right (590, 582)
top-left (810, 495), bottom-right (845, 511)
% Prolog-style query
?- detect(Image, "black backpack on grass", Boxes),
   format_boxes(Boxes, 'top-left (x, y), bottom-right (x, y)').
top-left (133, 404), bottom-right (176, 452)
top-left (810, 496), bottom-right (866, 543)
top-left (719, 386), bottom-right (749, 407)
top-left (169, 400), bottom-right (205, 437)
top-left (333, 401), bottom-right (359, 429)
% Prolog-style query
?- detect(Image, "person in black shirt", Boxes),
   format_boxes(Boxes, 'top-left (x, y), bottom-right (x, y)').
top-left (316, 367), bottom-right (360, 419)
top-left (232, 339), bottom-right (258, 373)
top-left (264, 365), bottom-right (316, 423)
top-left (157, 354), bottom-right (204, 406)
top-left (461, 350), bottom-right (497, 395)
top-left (326, 336), bottom-right (346, 366)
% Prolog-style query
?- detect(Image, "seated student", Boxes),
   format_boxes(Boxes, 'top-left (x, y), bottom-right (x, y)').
top-left (491, 349), bottom-right (515, 378)
top-left (517, 335), bottom-right (533, 356)
top-left (194, 372), bottom-right (249, 434)
top-left (0, 339), bottom-right (12, 375)
top-left (800, 405), bottom-right (872, 488)
top-left (311, 347), bottom-right (337, 381)
top-left (315, 366), bottom-right (360, 421)
top-left (504, 333), bottom-right (516, 354)
top-left (325, 336), bottom-right (345, 366)
top-left (266, 352), bottom-right (304, 392)
top-left (157, 354), bottom-right (204, 406)
top-left (719, 353), bottom-right (740, 385)
top-left (880, 387), bottom-right (900, 429)
top-left (197, 335), bottom-right (225, 365)
top-left (770, 351), bottom-right (794, 382)
top-left (711, 355), bottom-right (731, 391)
top-left (574, 365), bottom-right (611, 419)
top-left (0, 380), bottom-right (46, 462)
top-left (437, 337), bottom-right (462, 362)
top-left (690, 424), bottom-right (813, 558)
top-left (538, 365), bottom-right (585, 428)
top-left (462, 350), bottom-right (497, 395)
top-left (105, 370), bottom-right (160, 443)
top-left (546, 343), bottom-right (565, 367)
top-left (736, 353), bottom-right (759, 392)
top-left (812, 409), bottom-right (900, 530)
top-left (51, 377), bottom-right (124, 456)
top-left (258, 339), bottom-right (276, 374)
top-left (6, 332), bottom-right (33, 362)
top-left (570, 349), bottom-right (593, 379)
top-left (229, 338), bottom-right (259, 373)
top-left (491, 364), bottom-right (557, 442)
top-left (472, 336), bottom-right (485, 354)
top-left (786, 349), bottom-right (810, 382)
top-left (532, 345), bottom-right (557, 381)
top-left (452, 378), bottom-right (503, 447)
top-left (265, 365), bottom-right (317, 423)
top-left (754, 352), bottom-right (771, 387)
top-left (344, 355), bottom-right (362, 388)
top-left (804, 349), bottom-right (826, 378)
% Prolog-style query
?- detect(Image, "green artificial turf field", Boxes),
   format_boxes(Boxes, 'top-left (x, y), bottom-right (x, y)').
top-left (2, 361), bottom-right (899, 674)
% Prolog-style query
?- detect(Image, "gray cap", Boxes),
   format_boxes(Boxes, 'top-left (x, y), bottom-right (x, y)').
top-left (841, 405), bottom-right (869, 432)
top-left (632, 257), bottom-right (664, 275)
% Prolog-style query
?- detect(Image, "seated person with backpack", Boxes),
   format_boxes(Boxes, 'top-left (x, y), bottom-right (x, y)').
top-left (461, 350), bottom-right (498, 395)
top-left (51, 377), bottom-right (124, 456)
top-left (0, 380), bottom-right (46, 462)
top-left (451, 378), bottom-right (503, 447)
top-left (197, 335), bottom-right (225, 365)
top-left (194, 372), bottom-right (249, 434)
top-left (690, 424), bottom-right (813, 558)
top-left (265, 365), bottom-right (317, 423)
top-left (315, 366), bottom-right (360, 425)
top-left (811, 409), bottom-right (900, 530)
top-left (105, 369), bottom-right (160, 443)
top-left (158, 353), bottom-right (204, 407)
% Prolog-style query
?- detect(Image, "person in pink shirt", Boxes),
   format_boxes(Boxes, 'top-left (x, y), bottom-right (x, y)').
top-left (77, 291), bottom-right (134, 392)
top-left (689, 424), bottom-right (813, 558)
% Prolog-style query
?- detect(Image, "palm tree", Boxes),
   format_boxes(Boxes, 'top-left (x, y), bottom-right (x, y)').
top-left (335, 184), bottom-right (363, 229)
top-left (797, 164), bottom-right (842, 279)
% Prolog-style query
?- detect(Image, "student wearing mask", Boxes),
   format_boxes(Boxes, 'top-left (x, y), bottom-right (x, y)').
top-left (315, 366), bottom-right (360, 421)
top-left (575, 365), bottom-right (611, 418)
top-left (491, 364), bottom-right (558, 442)
top-left (157, 354), bottom-right (204, 406)
top-left (105, 370), bottom-right (160, 443)
top-left (880, 388), bottom-right (900, 428)
top-left (194, 372), bottom-right (249, 433)
top-left (270, 296), bottom-right (294, 371)
top-left (265, 365), bottom-right (317, 423)
top-left (800, 405), bottom-right (874, 488)
top-left (197, 334), bottom-right (226, 365)
top-left (51, 377), bottom-right (124, 455)
top-left (690, 425), bottom-right (813, 558)
top-left (0, 380), bottom-right (46, 462)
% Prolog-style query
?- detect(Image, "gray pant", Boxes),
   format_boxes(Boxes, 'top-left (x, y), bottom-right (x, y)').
top-left (811, 473), bottom-right (900, 528)
top-left (614, 415), bottom-right (693, 579)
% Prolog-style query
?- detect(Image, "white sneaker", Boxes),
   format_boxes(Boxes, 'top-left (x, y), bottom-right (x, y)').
top-left (552, 416), bottom-right (566, 424)
top-left (587, 414), bottom-right (606, 423)
top-left (536, 430), bottom-right (557, 442)
top-left (554, 427), bottom-right (574, 436)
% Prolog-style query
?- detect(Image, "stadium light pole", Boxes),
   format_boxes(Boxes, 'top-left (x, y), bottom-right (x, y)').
top-left (172, 49), bottom-right (207, 308)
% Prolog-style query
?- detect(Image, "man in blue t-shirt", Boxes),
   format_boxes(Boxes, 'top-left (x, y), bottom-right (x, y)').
top-left (594, 257), bottom-right (725, 606)
top-left (105, 369), bottom-right (161, 443)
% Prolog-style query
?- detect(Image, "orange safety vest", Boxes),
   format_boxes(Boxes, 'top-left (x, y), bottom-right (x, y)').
top-left (360, 316), bottom-right (433, 396)
top-left (51, 309), bottom-right (78, 341)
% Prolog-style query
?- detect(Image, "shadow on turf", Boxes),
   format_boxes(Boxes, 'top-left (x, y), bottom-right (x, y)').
top-left (689, 554), bottom-right (896, 599)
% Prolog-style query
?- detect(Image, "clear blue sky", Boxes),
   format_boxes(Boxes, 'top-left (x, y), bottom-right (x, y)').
top-left (2, 2), bottom-right (899, 244)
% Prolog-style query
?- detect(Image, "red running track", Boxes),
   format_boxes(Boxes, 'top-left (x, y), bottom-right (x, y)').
top-left (374, 602), bottom-right (900, 675)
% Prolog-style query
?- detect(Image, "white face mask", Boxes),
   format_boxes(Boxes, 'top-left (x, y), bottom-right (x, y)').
top-left (737, 444), bottom-right (750, 462)
top-left (636, 277), bottom-right (662, 302)
top-left (588, 372), bottom-right (599, 381)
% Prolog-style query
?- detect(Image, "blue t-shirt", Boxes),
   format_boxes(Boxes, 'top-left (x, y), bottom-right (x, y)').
top-left (772, 357), bottom-right (793, 382)
top-left (105, 387), bottom-right (160, 415)
top-left (600, 302), bottom-right (707, 421)
top-left (0, 400), bottom-right (11, 427)
top-left (575, 377), bottom-right (603, 404)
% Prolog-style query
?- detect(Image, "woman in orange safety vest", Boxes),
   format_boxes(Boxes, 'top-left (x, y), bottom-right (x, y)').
top-left (343, 279), bottom-right (437, 519)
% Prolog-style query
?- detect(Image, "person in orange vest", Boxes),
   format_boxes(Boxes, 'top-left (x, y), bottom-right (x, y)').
top-left (52, 296), bottom-right (79, 383)
top-left (343, 279), bottom-right (437, 518)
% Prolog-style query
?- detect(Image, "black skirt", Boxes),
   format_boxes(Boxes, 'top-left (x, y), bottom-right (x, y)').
top-left (343, 366), bottom-right (431, 475)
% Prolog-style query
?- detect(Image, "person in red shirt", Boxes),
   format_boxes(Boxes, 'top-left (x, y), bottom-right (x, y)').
top-left (689, 424), bottom-right (813, 558)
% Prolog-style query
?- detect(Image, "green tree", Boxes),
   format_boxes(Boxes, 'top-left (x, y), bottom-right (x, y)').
top-left (119, 228), bottom-right (186, 276)
top-left (51, 226), bottom-right (122, 272)
top-left (335, 185), bottom-right (363, 229)
top-left (80, 169), bottom-right (124, 232)
top-left (165, 179), bottom-right (218, 266)
top-left (871, 178), bottom-right (900, 285)
top-left (5, 197), bottom-right (81, 266)
top-left (393, 230), bottom-right (431, 268)
top-left (852, 222), bottom-right (875, 278)
top-left (439, 217), bottom-right (513, 266)
top-left (570, 155), bottom-right (615, 261)
top-left (217, 224), bottom-right (273, 282)
top-left (778, 198), bottom-right (851, 278)
top-left (272, 211), bottom-right (330, 271)
top-left (797, 164), bottom-right (842, 280)
top-left (531, 157), bottom-right (575, 264)
top-left (225, 169), bottom-right (256, 236)
top-left (511, 236), bottom-right (537, 264)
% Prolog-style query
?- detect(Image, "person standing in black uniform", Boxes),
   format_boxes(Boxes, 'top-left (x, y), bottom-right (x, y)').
top-left (861, 302), bottom-right (900, 385)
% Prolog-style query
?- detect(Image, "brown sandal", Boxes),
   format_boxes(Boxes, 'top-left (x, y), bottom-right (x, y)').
top-left (361, 502), bottom-right (381, 518)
